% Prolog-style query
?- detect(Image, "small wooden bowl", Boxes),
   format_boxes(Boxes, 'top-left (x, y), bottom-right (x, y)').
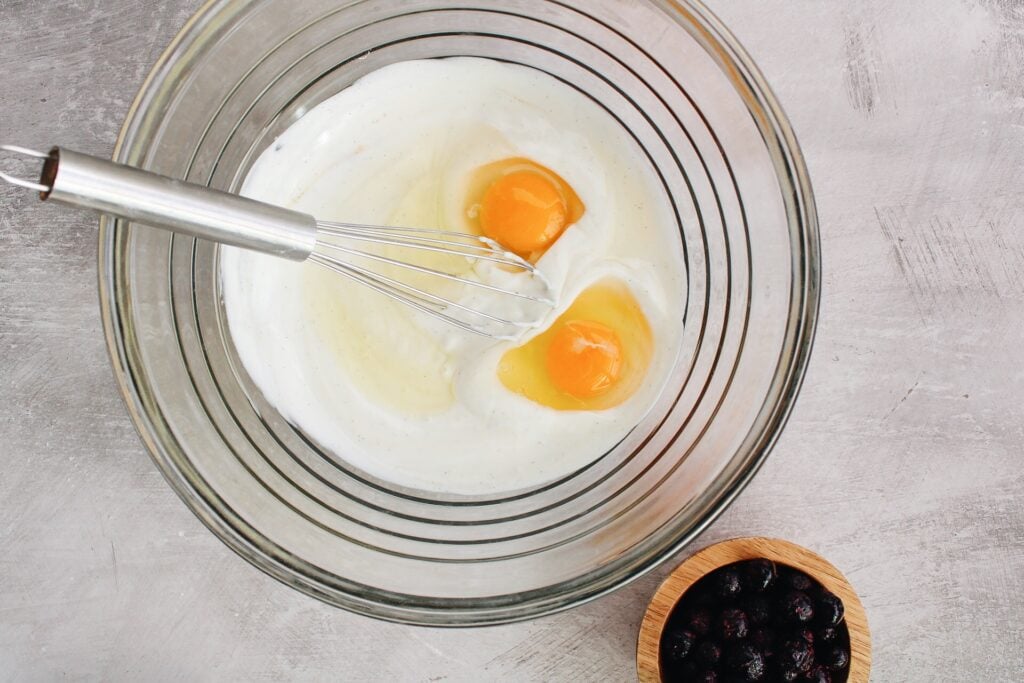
top-left (637, 537), bottom-right (870, 682)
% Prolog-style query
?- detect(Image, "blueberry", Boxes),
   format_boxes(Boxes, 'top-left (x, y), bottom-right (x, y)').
top-left (675, 659), bottom-right (699, 681)
top-left (688, 581), bottom-right (717, 607)
top-left (718, 608), bottom-right (750, 641)
top-left (695, 670), bottom-right (718, 683)
top-left (697, 640), bottom-right (723, 667)
top-left (802, 665), bottom-right (832, 683)
top-left (666, 663), bottom-right (705, 683)
top-left (662, 629), bottom-right (696, 664)
top-left (816, 592), bottom-right (844, 627)
top-left (716, 568), bottom-right (743, 599)
top-left (816, 626), bottom-right (839, 644)
top-left (777, 667), bottom-right (801, 682)
top-left (778, 637), bottom-right (815, 672)
top-left (749, 628), bottom-right (775, 657)
top-left (742, 559), bottom-right (778, 592)
top-left (785, 570), bottom-right (814, 592)
top-left (779, 591), bottom-right (814, 624)
top-left (727, 644), bottom-right (766, 681)
top-left (793, 628), bottom-right (814, 645)
top-left (822, 645), bottom-right (850, 671)
top-left (685, 607), bottom-right (714, 637)
top-left (744, 596), bottom-right (771, 626)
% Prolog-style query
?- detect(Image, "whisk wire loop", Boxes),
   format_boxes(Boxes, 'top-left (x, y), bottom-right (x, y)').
top-left (310, 221), bottom-right (555, 339)
top-left (316, 222), bottom-right (533, 270)
top-left (313, 226), bottom-right (553, 305)
top-left (308, 252), bottom-right (526, 340)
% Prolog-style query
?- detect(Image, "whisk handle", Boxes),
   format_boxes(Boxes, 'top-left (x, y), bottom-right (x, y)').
top-left (39, 147), bottom-right (317, 260)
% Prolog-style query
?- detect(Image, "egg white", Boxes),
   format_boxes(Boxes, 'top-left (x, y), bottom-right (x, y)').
top-left (220, 58), bottom-right (686, 495)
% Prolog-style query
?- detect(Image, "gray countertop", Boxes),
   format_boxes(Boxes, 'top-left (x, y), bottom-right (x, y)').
top-left (2, 0), bottom-right (1022, 680)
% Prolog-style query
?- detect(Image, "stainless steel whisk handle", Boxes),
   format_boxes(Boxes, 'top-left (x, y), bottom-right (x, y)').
top-left (2, 145), bottom-right (318, 260)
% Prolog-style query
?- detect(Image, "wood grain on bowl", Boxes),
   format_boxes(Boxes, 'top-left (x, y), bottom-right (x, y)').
top-left (637, 537), bottom-right (870, 682)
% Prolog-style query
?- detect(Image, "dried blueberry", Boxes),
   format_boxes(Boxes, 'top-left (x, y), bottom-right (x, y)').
top-left (777, 667), bottom-right (801, 682)
top-left (778, 637), bottom-right (815, 672)
top-left (718, 608), bottom-right (750, 641)
top-left (803, 665), bottom-right (832, 683)
top-left (685, 607), bottom-right (714, 637)
top-left (779, 591), bottom-right (814, 624)
top-left (816, 592), bottom-right (844, 628)
top-left (697, 641), bottom-right (723, 667)
top-left (742, 558), bottom-right (778, 593)
top-left (816, 626), bottom-right (839, 644)
top-left (688, 581), bottom-right (717, 607)
top-left (727, 644), bottom-right (767, 681)
top-left (822, 645), bottom-right (850, 671)
top-left (662, 629), bottom-right (696, 664)
top-left (675, 659), bottom-right (699, 681)
top-left (749, 628), bottom-right (775, 657)
top-left (785, 570), bottom-right (814, 592)
top-left (716, 568), bottom-right (743, 599)
top-left (744, 596), bottom-right (771, 626)
top-left (793, 628), bottom-right (814, 645)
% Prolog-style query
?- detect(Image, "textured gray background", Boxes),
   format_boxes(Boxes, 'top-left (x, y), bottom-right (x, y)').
top-left (2, 0), bottom-right (1023, 680)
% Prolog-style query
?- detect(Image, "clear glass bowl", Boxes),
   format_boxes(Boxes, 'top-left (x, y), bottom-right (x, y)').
top-left (99, 0), bottom-right (819, 625)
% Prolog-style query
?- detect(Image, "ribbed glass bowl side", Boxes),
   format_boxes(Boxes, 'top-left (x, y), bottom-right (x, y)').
top-left (98, 0), bottom-right (819, 625)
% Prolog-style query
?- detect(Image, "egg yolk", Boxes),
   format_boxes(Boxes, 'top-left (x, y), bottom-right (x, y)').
top-left (546, 320), bottom-right (623, 398)
top-left (498, 279), bottom-right (653, 411)
top-left (466, 158), bottom-right (585, 261)
top-left (480, 171), bottom-right (567, 257)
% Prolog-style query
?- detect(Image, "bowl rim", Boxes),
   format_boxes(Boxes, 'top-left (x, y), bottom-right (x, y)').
top-left (637, 537), bottom-right (871, 682)
top-left (97, 0), bottom-right (822, 625)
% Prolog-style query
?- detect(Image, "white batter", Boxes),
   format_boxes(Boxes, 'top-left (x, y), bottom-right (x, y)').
top-left (220, 58), bottom-right (685, 495)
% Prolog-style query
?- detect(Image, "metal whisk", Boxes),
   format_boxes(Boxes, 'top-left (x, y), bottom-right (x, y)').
top-left (0, 145), bottom-right (554, 340)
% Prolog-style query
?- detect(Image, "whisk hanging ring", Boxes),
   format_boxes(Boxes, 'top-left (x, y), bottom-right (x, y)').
top-left (0, 145), bottom-right (52, 193)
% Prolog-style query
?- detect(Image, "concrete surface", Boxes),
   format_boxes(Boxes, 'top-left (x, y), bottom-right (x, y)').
top-left (2, 0), bottom-right (1023, 680)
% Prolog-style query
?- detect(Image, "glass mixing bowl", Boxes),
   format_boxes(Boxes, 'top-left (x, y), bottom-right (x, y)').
top-left (99, 0), bottom-right (819, 625)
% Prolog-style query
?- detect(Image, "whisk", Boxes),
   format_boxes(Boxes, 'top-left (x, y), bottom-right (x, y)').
top-left (0, 145), bottom-right (554, 340)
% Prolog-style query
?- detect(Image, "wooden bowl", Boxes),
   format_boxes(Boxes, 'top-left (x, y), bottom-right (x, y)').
top-left (637, 537), bottom-right (870, 682)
